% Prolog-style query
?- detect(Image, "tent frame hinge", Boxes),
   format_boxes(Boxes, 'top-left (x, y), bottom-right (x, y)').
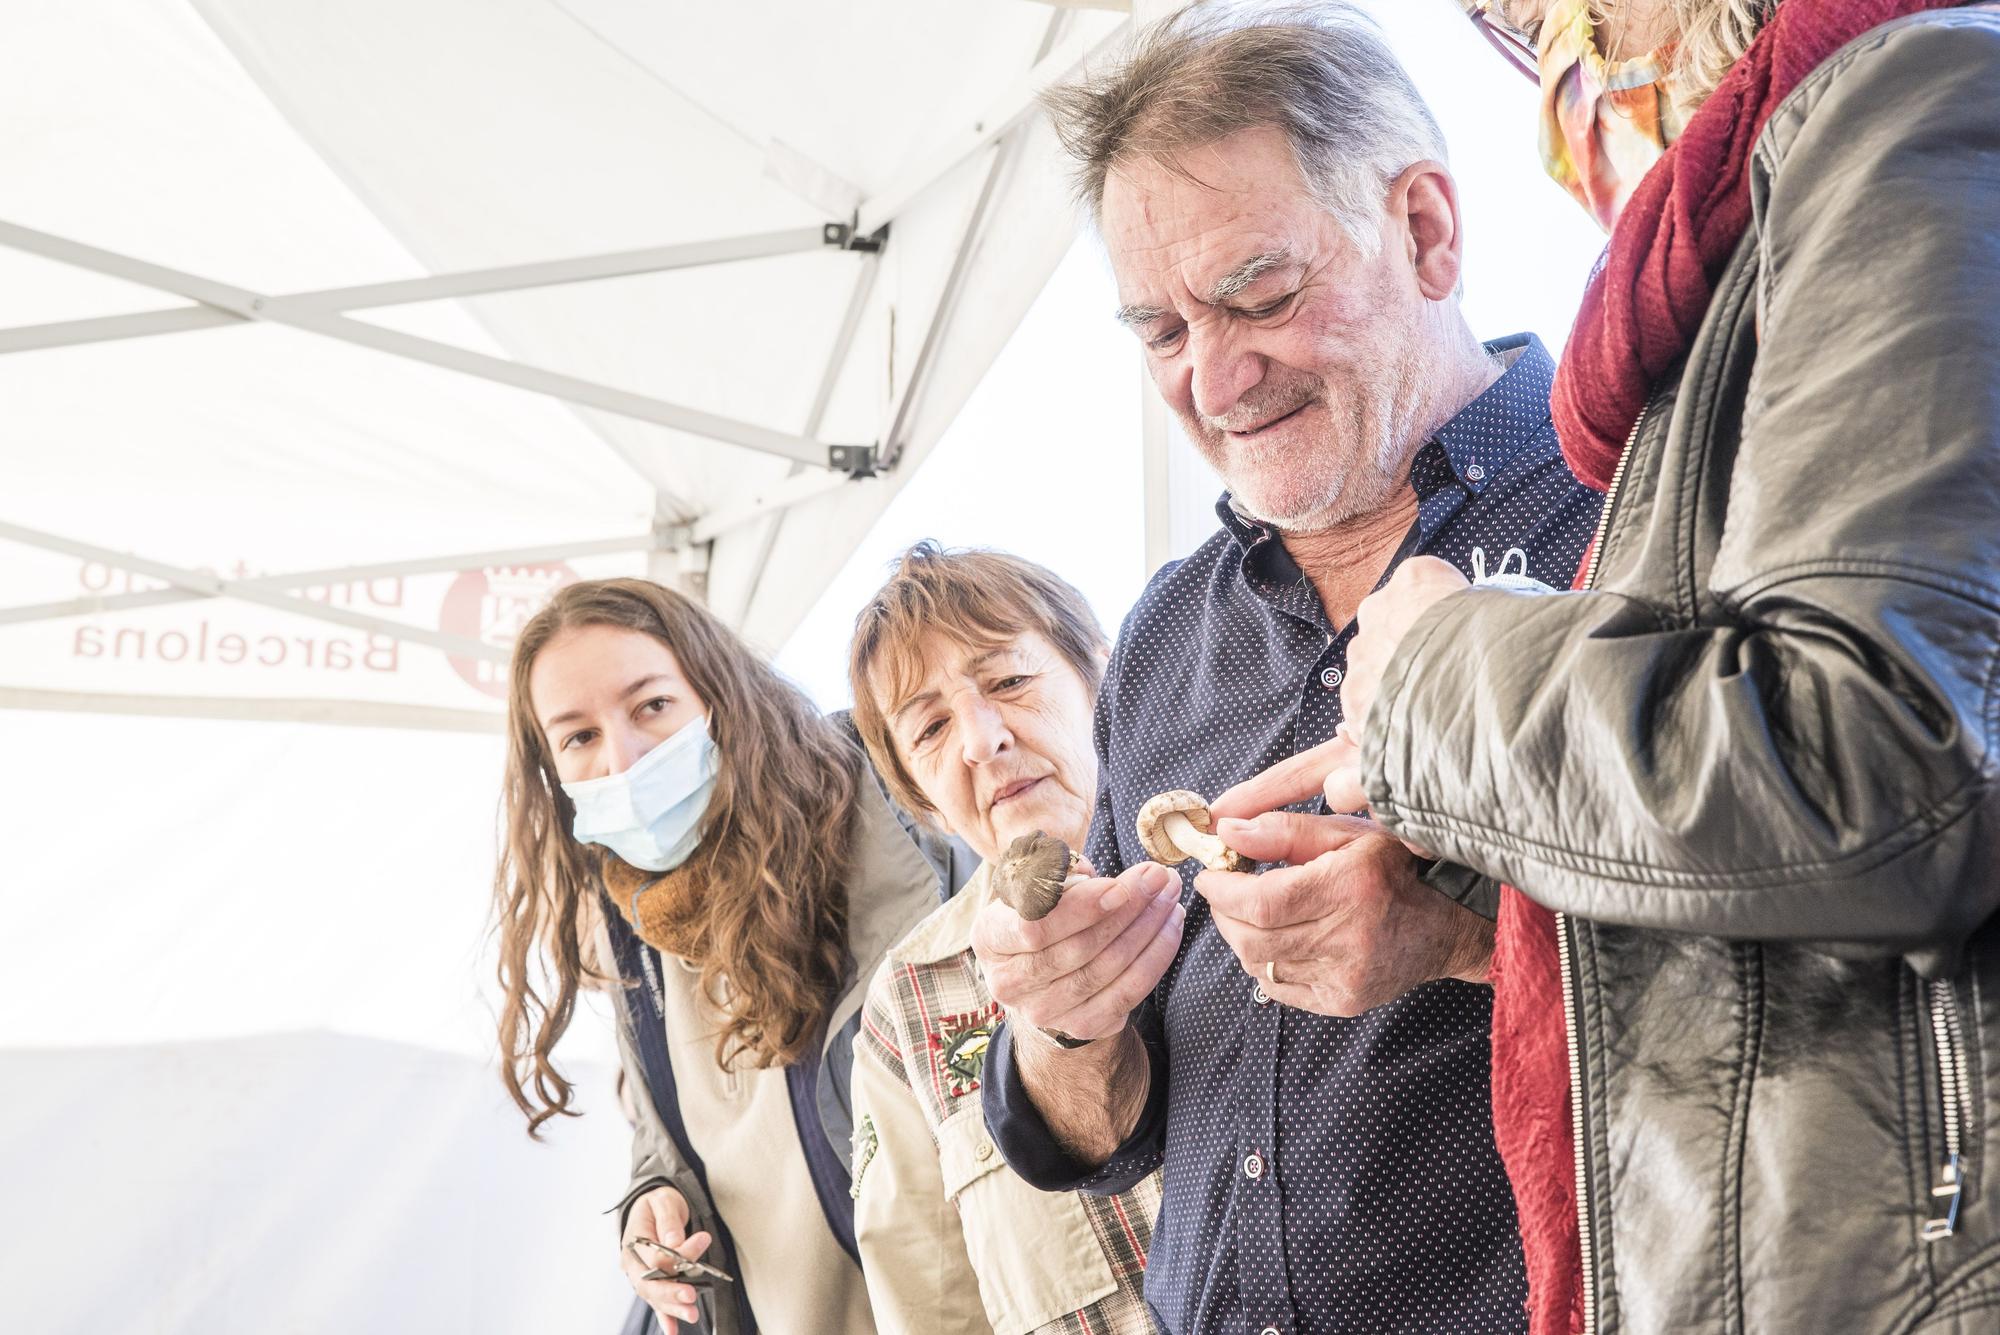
top-left (822, 219), bottom-right (889, 254)
top-left (826, 443), bottom-right (878, 478)
top-left (652, 517), bottom-right (692, 551)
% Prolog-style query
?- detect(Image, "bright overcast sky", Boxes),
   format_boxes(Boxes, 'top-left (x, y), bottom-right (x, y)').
top-left (774, 0), bottom-right (1608, 710)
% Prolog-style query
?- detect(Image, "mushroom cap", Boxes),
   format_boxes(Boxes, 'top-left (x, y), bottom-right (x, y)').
top-left (990, 829), bottom-right (1076, 921)
top-left (1135, 789), bottom-right (1215, 865)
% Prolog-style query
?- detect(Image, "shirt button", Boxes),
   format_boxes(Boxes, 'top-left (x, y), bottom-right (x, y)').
top-left (1253, 983), bottom-right (1272, 1006)
top-left (1261, 1327), bottom-right (1282, 1335)
top-left (1243, 1151), bottom-right (1265, 1180)
top-left (974, 1140), bottom-right (994, 1162)
top-left (1466, 463), bottom-right (1487, 483)
top-left (1319, 666), bottom-right (1343, 689)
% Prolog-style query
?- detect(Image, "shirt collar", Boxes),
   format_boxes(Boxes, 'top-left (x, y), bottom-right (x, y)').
top-left (1214, 332), bottom-right (1555, 551)
top-left (1431, 333), bottom-right (1555, 495)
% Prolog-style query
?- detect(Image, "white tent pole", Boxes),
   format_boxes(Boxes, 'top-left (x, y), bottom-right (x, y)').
top-left (0, 532), bottom-right (663, 628)
top-left (0, 687), bottom-right (502, 733)
top-left (282, 228), bottom-right (834, 310)
top-left (0, 227), bottom-right (834, 356)
top-left (689, 471), bottom-right (858, 545)
top-left (876, 10), bottom-right (1109, 473)
top-left (719, 250), bottom-right (886, 626)
top-left (0, 520), bottom-right (506, 661)
top-left (0, 220), bottom-right (850, 471)
top-left (0, 307), bottom-right (236, 354)
top-left (877, 133), bottom-right (1024, 473)
top-left (854, 21), bottom-right (1122, 235)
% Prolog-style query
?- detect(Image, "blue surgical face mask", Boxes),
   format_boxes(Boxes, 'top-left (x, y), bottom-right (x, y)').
top-left (561, 713), bottom-right (719, 873)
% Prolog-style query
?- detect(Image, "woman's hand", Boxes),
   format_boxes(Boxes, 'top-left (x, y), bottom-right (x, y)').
top-left (619, 1184), bottom-right (715, 1331)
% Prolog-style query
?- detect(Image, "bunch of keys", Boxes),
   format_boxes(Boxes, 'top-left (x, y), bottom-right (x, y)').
top-left (628, 1236), bottom-right (737, 1285)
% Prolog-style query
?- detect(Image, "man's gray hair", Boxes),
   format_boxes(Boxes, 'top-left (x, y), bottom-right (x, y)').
top-left (1042, 3), bottom-right (1447, 253)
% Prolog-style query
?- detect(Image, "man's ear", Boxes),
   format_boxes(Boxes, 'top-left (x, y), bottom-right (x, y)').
top-left (1390, 160), bottom-right (1464, 302)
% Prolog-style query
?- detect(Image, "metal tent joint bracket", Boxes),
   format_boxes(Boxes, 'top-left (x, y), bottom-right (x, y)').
top-left (826, 443), bottom-right (879, 478)
top-left (822, 220), bottom-right (888, 254)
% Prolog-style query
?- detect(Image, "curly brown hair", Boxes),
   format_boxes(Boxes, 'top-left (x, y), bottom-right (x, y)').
top-left (494, 578), bottom-right (860, 1137)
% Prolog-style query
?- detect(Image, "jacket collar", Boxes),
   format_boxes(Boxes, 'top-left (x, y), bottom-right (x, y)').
top-left (824, 772), bottom-right (951, 1049)
top-left (889, 861), bottom-right (994, 966)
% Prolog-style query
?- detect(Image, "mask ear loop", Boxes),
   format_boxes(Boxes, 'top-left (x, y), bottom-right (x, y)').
top-left (1471, 545), bottom-right (1536, 586)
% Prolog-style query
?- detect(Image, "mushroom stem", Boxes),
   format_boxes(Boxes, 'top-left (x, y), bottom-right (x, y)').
top-left (1164, 810), bottom-right (1235, 870)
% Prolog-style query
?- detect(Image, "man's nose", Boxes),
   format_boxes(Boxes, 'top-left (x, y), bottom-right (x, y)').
top-left (1185, 323), bottom-right (1265, 423)
top-left (956, 696), bottom-right (1012, 767)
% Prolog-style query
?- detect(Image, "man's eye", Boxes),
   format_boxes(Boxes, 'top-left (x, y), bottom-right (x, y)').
top-left (1240, 293), bottom-right (1296, 320)
top-left (1147, 327), bottom-right (1186, 353)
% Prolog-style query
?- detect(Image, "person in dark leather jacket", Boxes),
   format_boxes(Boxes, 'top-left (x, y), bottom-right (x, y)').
top-left (1217, 3), bottom-right (2000, 1333)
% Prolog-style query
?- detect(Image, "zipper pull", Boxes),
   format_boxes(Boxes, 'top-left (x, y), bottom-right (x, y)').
top-left (1922, 1153), bottom-right (1964, 1240)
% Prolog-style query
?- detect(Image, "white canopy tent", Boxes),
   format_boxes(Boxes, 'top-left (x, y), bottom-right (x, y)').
top-left (0, 1), bottom-right (1607, 1329)
top-left (0, 0), bottom-right (1132, 1329)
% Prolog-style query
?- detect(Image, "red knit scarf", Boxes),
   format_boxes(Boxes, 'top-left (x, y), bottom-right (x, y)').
top-left (1502, 4), bottom-right (1966, 1332)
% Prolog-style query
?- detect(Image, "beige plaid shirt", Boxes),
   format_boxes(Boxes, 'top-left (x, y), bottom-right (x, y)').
top-left (852, 863), bottom-right (1161, 1335)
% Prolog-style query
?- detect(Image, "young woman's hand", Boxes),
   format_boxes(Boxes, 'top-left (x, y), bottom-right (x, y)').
top-left (619, 1184), bottom-right (715, 1331)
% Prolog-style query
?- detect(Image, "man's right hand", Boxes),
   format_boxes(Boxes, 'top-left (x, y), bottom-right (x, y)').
top-left (971, 860), bottom-right (1185, 1042)
top-left (619, 1184), bottom-right (713, 1332)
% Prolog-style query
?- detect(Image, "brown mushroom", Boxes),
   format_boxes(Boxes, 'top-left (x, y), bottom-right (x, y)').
top-left (1135, 790), bottom-right (1248, 872)
top-left (989, 829), bottom-right (1080, 920)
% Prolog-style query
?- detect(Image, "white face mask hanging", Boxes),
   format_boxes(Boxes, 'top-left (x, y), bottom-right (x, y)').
top-left (561, 712), bottom-right (719, 873)
top-left (1470, 545), bottom-right (1556, 595)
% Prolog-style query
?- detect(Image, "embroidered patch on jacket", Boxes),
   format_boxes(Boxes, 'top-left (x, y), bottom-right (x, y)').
top-left (929, 1003), bottom-right (1003, 1098)
top-left (850, 1113), bottom-right (879, 1199)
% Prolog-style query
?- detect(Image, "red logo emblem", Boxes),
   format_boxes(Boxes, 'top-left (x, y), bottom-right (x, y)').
top-left (438, 564), bottom-right (579, 698)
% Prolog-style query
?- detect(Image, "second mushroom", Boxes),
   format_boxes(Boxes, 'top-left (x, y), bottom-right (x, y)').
top-left (1136, 790), bottom-right (1249, 872)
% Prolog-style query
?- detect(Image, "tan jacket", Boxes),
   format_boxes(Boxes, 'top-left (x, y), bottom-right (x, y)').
top-left (604, 773), bottom-right (958, 1335)
top-left (852, 863), bottom-right (1161, 1335)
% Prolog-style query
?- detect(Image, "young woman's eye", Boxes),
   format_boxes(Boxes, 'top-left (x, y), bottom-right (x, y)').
top-left (639, 696), bottom-right (673, 716)
top-left (561, 728), bottom-right (597, 752)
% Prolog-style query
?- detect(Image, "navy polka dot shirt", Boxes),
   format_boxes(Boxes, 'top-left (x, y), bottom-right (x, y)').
top-left (985, 335), bottom-right (1602, 1335)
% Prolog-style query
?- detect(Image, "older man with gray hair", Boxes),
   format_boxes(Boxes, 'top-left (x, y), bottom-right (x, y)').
top-left (968, 6), bottom-right (1602, 1333)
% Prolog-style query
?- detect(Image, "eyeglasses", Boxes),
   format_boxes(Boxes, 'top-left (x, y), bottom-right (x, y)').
top-left (1459, 0), bottom-right (1542, 84)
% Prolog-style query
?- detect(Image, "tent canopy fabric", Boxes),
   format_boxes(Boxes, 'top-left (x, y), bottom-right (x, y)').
top-left (1, 0), bottom-right (1126, 731)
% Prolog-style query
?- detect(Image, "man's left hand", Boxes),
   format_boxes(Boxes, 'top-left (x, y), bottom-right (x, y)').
top-left (1340, 555), bottom-right (1470, 740)
top-left (1197, 810), bottom-right (1492, 1017)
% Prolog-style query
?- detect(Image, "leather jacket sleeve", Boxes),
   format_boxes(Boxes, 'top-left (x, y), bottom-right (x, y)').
top-left (1364, 15), bottom-right (2000, 956)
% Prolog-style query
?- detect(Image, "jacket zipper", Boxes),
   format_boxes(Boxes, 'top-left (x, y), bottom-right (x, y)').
top-left (1922, 977), bottom-right (1972, 1241)
top-left (1559, 404), bottom-right (1648, 1335)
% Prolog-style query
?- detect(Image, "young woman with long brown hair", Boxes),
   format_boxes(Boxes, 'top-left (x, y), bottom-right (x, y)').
top-left (492, 577), bottom-right (970, 1334)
